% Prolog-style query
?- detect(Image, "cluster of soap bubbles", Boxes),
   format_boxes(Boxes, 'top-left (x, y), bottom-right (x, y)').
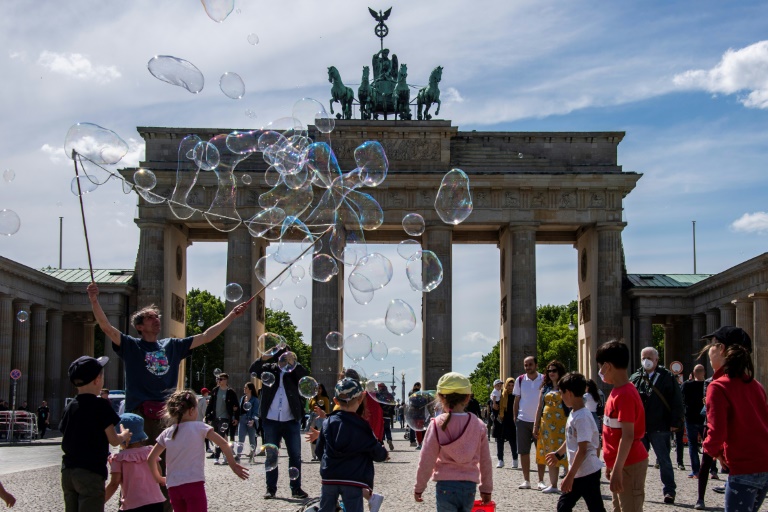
top-left (1, 169), bottom-right (21, 236)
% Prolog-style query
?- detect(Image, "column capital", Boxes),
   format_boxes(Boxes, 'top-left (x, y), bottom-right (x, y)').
top-left (595, 222), bottom-right (627, 232)
top-left (423, 223), bottom-right (454, 232)
top-left (732, 297), bottom-right (753, 305)
top-left (719, 303), bottom-right (736, 312)
top-left (748, 292), bottom-right (768, 300)
top-left (691, 312), bottom-right (706, 319)
top-left (506, 222), bottom-right (539, 233)
top-left (135, 219), bottom-right (167, 230)
top-left (48, 309), bottom-right (64, 319)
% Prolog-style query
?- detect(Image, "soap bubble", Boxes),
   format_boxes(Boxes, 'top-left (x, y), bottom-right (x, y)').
top-left (247, 33), bottom-right (259, 45)
top-left (251, 372), bottom-right (258, 378)
top-left (397, 239), bottom-right (421, 260)
top-left (16, 310), bottom-right (29, 323)
top-left (254, 254), bottom-right (289, 289)
top-left (325, 331), bottom-right (343, 350)
top-left (69, 176), bottom-right (97, 198)
top-left (290, 264), bottom-right (305, 283)
top-left (224, 283), bottom-right (243, 302)
top-left (298, 376), bottom-right (319, 398)
top-left (3, 169), bottom-right (15, 183)
top-left (220, 72), bottom-right (245, 99)
top-left (65, 122), bottom-right (129, 166)
top-left (348, 365), bottom-right (367, 380)
top-left (0, 210), bottom-right (21, 236)
top-left (133, 168), bottom-right (156, 190)
top-left (264, 443), bottom-right (279, 471)
top-left (518, 152), bottom-right (524, 158)
top-left (371, 341), bottom-right (388, 361)
top-left (385, 299), bottom-right (417, 335)
top-left (348, 253), bottom-right (393, 293)
top-left (278, 351), bottom-right (298, 373)
top-left (344, 333), bottom-right (372, 362)
top-left (354, 141), bottom-right (388, 187)
top-left (261, 371), bottom-right (276, 387)
top-left (241, 174), bottom-right (252, 185)
top-left (402, 213), bottom-right (425, 236)
top-left (294, 295), bottom-right (307, 310)
top-left (292, 98), bottom-right (333, 133)
top-left (201, 0), bottom-right (234, 22)
top-left (258, 332), bottom-right (286, 357)
top-left (367, 371), bottom-right (397, 405)
top-left (310, 254), bottom-right (339, 282)
top-left (213, 368), bottom-right (222, 378)
top-left (405, 391), bottom-right (438, 431)
top-left (270, 297), bottom-right (284, 311)
top-left (242, 401), bottom-right (252, 411)
top-left (434, 168), bottom-right (473, 225)
top-left (348, 281), bottom-right (374, 305)
top-left (289, 467), bottom-right (300, 480)
top-left (147, 56), bottom-right (204, 94)
top-left (406, 250), bottom-right (443, 292)
top-left (219, 422), bottom-right (229, 433)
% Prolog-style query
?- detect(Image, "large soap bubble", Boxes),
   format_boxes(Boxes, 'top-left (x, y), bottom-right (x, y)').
top-left (289, 467), bottom-right (300, 480)
top-left (263, 443), bottom-right (279, 471)
top-left (294, 295), bottom-right (307, 310)
top-left (406, 250), bottom-right (444, 292)
top-left (298, 376), bottom-right (319, 398)
top-left (397, 239), bottom-right (421, 260)
top-left (257, 332), bottom-right (286, 357)
top-left (201, 0), bottom-right (234, 22)
top-left (354, 141), bottom-right (388, 187)
top-left (385, 299), bottom-right (417, 335)
top-left (261, 371), bottom-right (276, 387)
top-left (325, 331), bottom-right (343, 350)
top-left (133, 169), bottom-right (157, 190)
top-left (224, 283), bottom-right (243, 302)
top-left (310, 254), bottom-right (339, 282)
top-left (402, 213), bottom-right (425, 236)
top-left (367, 371), bottom-right (397, 405)
top-left (290, 264), bottom-right (305, 283)
top-left (270, 297), bottom-right (284, 311)
top-left (147, 55), bottom-right (204, 94)
top-left (16, 310), bottom-right (29, 323)
top-left (278, 351), bottom-right (298, 373)
top-left (371, 341), bottom-right (388, 361)
top-left (71, 176), bottom-right (98, 196)
top-left (405, 391), bottom-right (438, 431)
top-left (220, 72), bottom-right (245, 99)
top-left (348, 280), bottom-right (374, 305)
top-left (434, 168), bottom-right (473, 225)
top-left (344, 333), bottom-right (372, 362)
top-left (65, 123), bottom-right (129, 164)
top-left (348, 253), bottom-right (393, 293)
top-left (0, 209), bottom-right (21, 236)
top-left (3, 169), bottom-right (15, 183)
top-left (292, 98), bottom-right (334, 134)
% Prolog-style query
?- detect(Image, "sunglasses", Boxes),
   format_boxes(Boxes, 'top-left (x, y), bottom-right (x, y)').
top-left (547, 369), bottom-right (558, 373)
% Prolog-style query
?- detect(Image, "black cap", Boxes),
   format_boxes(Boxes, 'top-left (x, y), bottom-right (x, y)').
top-left (68, 356), bottom-right (109, 387)
top-left (701, 326), bottom-right (752, 354)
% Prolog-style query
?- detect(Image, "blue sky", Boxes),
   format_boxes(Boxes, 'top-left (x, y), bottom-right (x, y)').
top-left (1, 1), bottom-right (767, 391)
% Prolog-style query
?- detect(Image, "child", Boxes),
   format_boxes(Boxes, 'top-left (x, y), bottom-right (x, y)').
top-left (0, 480), bottom-right (15, 508)
top-left (105, 413), bottom-right (166, 511)
top-left (148, 390), bottom-right (248, 512)
top-left (60, 356), bottom-right (132, 512)
top-left (414, 372), bottom-right (492, 512)
top-left (545, 373), bottom-right (605, 512)
top-left (315, 378), bottom-right (389, 512)
top-left (595, 341), bottom-right (648, 512)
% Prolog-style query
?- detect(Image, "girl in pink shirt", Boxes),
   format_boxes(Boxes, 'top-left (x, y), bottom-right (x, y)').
top-left (148, 390), bottom-right (248, 512)
top-left (105, 413), bottom-right (166, 511)
top-left (414, 372), bottom-right (493, 512)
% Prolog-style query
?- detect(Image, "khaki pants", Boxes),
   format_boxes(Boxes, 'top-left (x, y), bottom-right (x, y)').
top-left (61, 468), bottom-right (105, 512)
top-left (611, 459), bottom-right (647, 512)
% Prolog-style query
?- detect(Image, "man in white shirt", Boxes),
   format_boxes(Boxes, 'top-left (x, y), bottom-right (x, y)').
top-left (513, 356), bottom-right (545, 490)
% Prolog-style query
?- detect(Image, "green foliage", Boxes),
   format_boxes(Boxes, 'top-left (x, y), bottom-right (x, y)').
top-left (266, 309), bottom-right (311, 373)
top-left (536, 301), bottom-right (578, 373)
top-left (468, 342), bottom-right (500, 404)
top-left (186, 288), bottom-right (226, 391)
top-left (652, 324), bottom-right (665, 365)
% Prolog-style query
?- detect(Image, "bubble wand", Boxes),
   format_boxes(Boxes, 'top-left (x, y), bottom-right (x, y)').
top-left (71, 150), bottom-right (96, 282)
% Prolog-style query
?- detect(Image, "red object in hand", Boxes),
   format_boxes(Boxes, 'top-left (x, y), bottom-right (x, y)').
top-left (472, 500), bottom-right (496, 512)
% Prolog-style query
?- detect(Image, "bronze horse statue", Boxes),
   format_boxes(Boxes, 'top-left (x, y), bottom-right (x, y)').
top-left (358, 66), bottom-right (372, 120)
top-left (417, 66), bottom-right (443, 121)
top-left (328, 66), bottom-right (354, 120)
top-left (392, 64), bottom-right (411, 120)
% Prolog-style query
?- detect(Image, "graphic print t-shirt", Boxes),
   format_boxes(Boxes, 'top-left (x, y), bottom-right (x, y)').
top-left (116, 333), bottom-right (193, 411)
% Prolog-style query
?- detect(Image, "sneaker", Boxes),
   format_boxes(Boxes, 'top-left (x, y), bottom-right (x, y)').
top-left (234, 456), bottom-right (241, 463)
top-left (263, 490), bottom-right (276, 499)
top-left (387, 440), bottom-right (394, 451)
top-left (710, 473), bottom-right (719, 480)
top-left (688, 472), bottom-right (697, 478)
top-left (512, 459), bottom-right (519, 469)
top-left (496, 460), bottom-right (504, 468)
top-left (678, 464), bottom-right (686, 471)
top-left (416, 444), bottom-right (422, 450)
top-left (654, 462), bottom-right (660, 469)
top-left (368, 492), bottom-right (384, 512)
top-left (694, 499), bottom-right (705, 510)
top-left (410, 441), bottom-right (417, 447)
top-left (542, 485), bottom-right (560, 494)
top-left (292, 488), bottom-right (309, 499)
top-left (664, 494), bottom-right (675, 504)
top-left (206, 448), bottom-right (213, 453)
top-left (537, 481), bottom-right (548, 491)
top-left (207, 453), bottom-right (216, 459)
top-left (713, 486), bottom-right (726, 494)
top-left (518, 481), bottom-right (531, 489)
top-left (213, 459), bottom-right (222, 465)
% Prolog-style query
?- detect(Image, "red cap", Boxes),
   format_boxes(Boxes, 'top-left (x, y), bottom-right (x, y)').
top-left (200, 387), bottom-right (210, 395)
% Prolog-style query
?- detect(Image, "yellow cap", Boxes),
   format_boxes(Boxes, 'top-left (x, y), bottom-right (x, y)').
top-left (436, 372), bottom-right (471, 395)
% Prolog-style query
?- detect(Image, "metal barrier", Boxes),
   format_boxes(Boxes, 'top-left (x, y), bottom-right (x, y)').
top-left (0, 411), bottom-right (38, 443)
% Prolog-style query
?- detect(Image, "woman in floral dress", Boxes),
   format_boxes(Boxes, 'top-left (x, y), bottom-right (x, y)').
top-left (533, 360), bottom-right (569, 494)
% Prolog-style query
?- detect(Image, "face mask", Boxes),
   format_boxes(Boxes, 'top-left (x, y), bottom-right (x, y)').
top-left (642, 358), bottom-right (654, 371)
top-left (598, 368), bottom-right (607, 383)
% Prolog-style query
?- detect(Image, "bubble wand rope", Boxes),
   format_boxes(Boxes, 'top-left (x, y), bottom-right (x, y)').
top-left (71, 150), bottom-right (95, 283)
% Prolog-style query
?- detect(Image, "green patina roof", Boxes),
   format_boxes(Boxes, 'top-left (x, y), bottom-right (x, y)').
top-left (39, 267), bottom-right (134, 285)
top-left (626, 274), bottom-right (712, 288)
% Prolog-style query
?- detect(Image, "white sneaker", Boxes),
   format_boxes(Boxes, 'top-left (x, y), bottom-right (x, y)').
top-left (537, 481), bottom-right (548, 491)
top-left (512, 459), bottom-right (519, 469)
top-left (518, 481), bottom-right (531, 489)
top-left (213, 459), bottom-right (222, 465)
top-left (368, 493), bottom-right (384, 512)
top-left (496, 460), bottom-right (504, 468)
top-left (542, 485), bottom-right (560, 494)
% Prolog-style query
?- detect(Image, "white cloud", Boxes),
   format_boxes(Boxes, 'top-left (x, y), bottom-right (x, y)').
top-left (458, 351), bottom-right (485, 361)
top-left (388, 347), bottom-right (406, 357)
top-left (40, 143), bottom-right (65, 164)
top-left (444, 87), bottom-right (464, 104)
top-left (9, 50), bottom-right (26, 61)
top-left (731, 212), bottom-right (768, 234)
top-left (37, 51), bottom-right (121, 84)
top-left (345, 318), bottom-right (386, 330)
top-left (39, 138), bottom-right (143, 168)
top-left (674, 40), bottom-right (768, 109)
top-left (461, 331), bottom-right (496, 344)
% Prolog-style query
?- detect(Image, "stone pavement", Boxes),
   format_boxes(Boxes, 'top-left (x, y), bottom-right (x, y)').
top-left (0, 428), bottom-right (727, 511)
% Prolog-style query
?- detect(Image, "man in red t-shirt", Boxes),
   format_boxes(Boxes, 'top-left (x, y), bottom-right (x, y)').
top-left (596, 341), bottom-right (648, 512)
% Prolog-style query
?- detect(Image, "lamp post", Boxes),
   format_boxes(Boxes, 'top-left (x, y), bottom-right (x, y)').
top-left (400, 371), bottom-right (405, 404)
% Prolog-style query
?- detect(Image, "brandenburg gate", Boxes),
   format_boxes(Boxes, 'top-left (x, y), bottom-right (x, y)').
top-left (125, 120), bottom-right (640, 391)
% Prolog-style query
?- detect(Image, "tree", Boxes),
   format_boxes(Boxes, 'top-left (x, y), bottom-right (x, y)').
top-left (185, 288), bottom-right (226, 391)
top-left (652, 324), bottom-right (665, 365)
top-left (468, 342), bottom-right (500, 404)
top-left (266, 309), bottom-right (311, 373)
top-left (536, 301), bottom-right (578, 373)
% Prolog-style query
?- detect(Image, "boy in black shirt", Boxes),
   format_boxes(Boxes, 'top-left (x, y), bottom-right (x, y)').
top-left (59, 356), bottom-right (131, 511)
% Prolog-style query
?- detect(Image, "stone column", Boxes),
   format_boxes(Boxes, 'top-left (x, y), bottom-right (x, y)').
top-left (312, 232), bottom-right (344, 395)
top-left (663, 320), bottom-right (676, 366)
top-left (422, 225), bottom-right (453, 389)
top-left (704, 309), bottom-right (720, 377)
top-left (224, 228), bottom-right (253, 387)
top-left (83, 319), bottom-right (96, 357)
top-left (28, 305), bottom-right (47, 409)
top-left (104, 314), bottom-right (123, 390)
top-left (732, 298), bottom-right (754, 341)
top-left (637, 315), bottom-right (653, 348)
top-left (500, 225), bottom-right (537, 378)
top-left (748, 293), bottom-right (768, 388)
top-left (691, 313), bottom-right (707, 371)
top-left (45, 310), bottom-right (64, 423)
top-left (135, 220), bottom-right (166, 310)
top-left (11, 301), bottom-right (32, 403)
top-left (596, 224), bottom-right (624, 343)
top-left (719, 303), bottom-right (736, 327)
top-left (0, 294), bottom-right (13, 402)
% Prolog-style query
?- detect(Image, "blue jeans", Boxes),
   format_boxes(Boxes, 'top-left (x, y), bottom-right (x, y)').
top-left (642, 431), bottom-right (676, 497)
top-left (262, 418), bottom-right (302, 492)
top-left (725, 472), bottom-right (768, 512)
top-left (319, 484), bottom-right (364, 512)
top-left (237, 418), bottom-right (257, 455)
top-left (435, 480), bottom-right (476, 512)
top-left (685, 422), bottom-right (704, 474)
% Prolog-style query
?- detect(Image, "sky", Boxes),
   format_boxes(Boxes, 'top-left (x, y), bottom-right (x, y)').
top-left (2, 1), bottom-right (768, 393)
